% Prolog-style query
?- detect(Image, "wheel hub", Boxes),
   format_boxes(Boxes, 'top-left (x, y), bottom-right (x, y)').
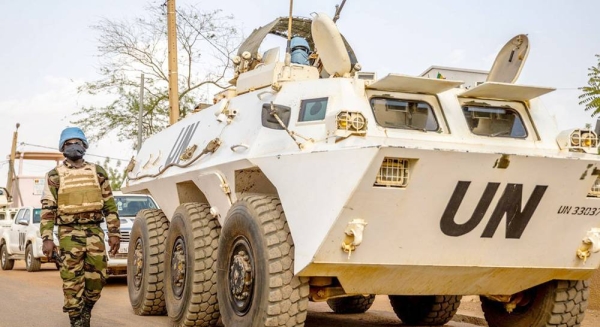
top-left (230, 250), bottom-right (252, 301)
top-left (228, 238), bottom-right (255, 315)
top-left (132, 238), bottom-right (144, 289)
top-left (171, 237), bottom-right (186, 299)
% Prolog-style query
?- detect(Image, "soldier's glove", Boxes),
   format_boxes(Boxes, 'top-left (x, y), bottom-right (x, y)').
top-left (42, 240), bottom-right (56, 258)
top-left (108, 236), bottom-right (121, 256)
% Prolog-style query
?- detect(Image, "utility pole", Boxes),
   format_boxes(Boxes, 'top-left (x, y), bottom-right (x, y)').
top-left (138, 73), bottom-right (144, 152)
top-left (167, 0), bottom-right (180, 125)
top-left (6, 123), bottom-right (19, 200)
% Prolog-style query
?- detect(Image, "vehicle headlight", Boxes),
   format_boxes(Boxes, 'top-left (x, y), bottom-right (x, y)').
top-left (558, 128), bottom-right (599, 153)
top-left (570, 130), bottom-right (597, 148)
top-left (336, 111), bottom-right (368, 134)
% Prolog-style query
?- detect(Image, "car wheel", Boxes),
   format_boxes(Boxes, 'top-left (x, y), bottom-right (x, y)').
top-left (128, 209), bottom-right (169, 316)
top-left (217, 195), bottom-right (309, 327)
top-left (25, 244), bottom-right (41, 272)
top-left (481, 280), bottom-right (589, 327)
top-left (0, 243), bottom-right (14, 271)
top-left (164, 203), bottom-right (221, 326)
top-left (389, 294), bottom-right (462, 325)
top-left (327, 294), bottom-right (376, 314)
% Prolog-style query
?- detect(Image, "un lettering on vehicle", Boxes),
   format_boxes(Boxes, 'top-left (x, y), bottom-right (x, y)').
top-left (439, 181), bottom-right (547, 239)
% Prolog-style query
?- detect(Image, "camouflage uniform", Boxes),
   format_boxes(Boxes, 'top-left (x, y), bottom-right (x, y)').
top-left (40, 160), bottom-right (120, 319)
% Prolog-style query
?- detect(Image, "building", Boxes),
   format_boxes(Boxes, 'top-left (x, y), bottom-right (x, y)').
top-left (5, 151), bottom-right (63, 208)
top-left (420, 65), bottom-right (488, 90)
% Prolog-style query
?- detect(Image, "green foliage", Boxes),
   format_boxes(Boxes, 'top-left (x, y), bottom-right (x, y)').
top-left (73, 4), bottom-right (240, 148)
top-left (97, 157), bottom-right (125, 191)
top-left (579, 54), bottom-right (600, 117)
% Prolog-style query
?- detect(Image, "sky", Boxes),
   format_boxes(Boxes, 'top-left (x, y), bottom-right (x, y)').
top-left (1, 0), bottom-right (599, 187)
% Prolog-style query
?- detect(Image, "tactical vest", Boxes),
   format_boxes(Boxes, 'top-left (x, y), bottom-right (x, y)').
top-left (56, 163), bottom-right (104, 215)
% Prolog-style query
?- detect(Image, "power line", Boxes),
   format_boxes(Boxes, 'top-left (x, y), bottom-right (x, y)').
top-left (18, 142), bottom-right (128, 162)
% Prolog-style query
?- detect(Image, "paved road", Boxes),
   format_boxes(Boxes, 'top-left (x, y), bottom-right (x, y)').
top-left (0, 261), bottom-right (481, 327)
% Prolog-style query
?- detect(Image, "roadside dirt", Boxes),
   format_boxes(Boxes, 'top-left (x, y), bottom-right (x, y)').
top-left (1, 261), bottom-right (598, 326)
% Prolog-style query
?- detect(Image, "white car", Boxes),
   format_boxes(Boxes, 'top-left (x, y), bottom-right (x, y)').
top-left (0, 206), bottom-right (60, 271)
top-left (102, 193), bottom-right (159, 277)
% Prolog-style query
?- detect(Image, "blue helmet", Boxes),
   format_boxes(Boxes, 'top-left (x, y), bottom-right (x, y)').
top-left (290, 37), bottom-right (311, 65)
top-left (290, 36), bottom-right (310, 52)
top-left (58, 127), bottom-right (89, 151)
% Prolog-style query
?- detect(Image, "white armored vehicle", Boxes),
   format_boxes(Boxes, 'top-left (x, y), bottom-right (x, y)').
top-left (123, 12), bottom-right (600, 327)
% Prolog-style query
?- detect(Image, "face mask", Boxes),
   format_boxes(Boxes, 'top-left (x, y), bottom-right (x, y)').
top-left (63, 143), bottom-right (86, 161)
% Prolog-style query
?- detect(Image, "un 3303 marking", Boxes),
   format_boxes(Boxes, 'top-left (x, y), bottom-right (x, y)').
top-left (557, 206), bottom-right (600, 216)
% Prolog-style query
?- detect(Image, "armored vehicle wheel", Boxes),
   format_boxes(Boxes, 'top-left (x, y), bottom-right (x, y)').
top-left (25, 244), bottom-right (41, 272)
top-left (327, 294), bottom-right (376, 314)
top-left (389, 295), bottom-right (462, 325)
top-left (217, 195), bottom-right (309, 327)
top-left (0, 243), bottom-right (14, 270)
top-left (127, 209), bottom-right (169, 316)
top-left (164, 203), bottom-right (221, 327)
top-left (481, 280), bottom-right (589, 327)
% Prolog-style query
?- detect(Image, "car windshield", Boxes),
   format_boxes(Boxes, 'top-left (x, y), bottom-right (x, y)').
top-left (33, 209), bottom-right (41, 224)
top-left (462, 105), bottom-right (527, 138)
top-left (370, 97), bottom-right (439, 131)
top-left (115, 195), bottom-right (158, 217)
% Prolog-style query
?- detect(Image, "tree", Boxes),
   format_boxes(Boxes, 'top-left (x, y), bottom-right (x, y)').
top-left (579, 54), bottom-right (600, 117)
top-left (72, 3), bottom-right (240, 148)
top-left (98, 157), bottom-right (125, 191)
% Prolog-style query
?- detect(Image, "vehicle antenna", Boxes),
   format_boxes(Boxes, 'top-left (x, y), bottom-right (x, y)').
top-left (333, 0), bottom-right (347, 22)
top-left (285, 0), bottom-right (294, 65)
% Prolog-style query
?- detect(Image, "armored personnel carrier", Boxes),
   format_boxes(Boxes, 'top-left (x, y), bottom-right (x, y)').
top-left (123, 12), bottom-right (600, 327)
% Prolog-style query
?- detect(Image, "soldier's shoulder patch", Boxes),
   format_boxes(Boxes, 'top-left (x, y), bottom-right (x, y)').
top-left (47, 169), bottom-right (60, 187)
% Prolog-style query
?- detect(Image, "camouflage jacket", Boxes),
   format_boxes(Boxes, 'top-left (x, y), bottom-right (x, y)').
top-left (39, 160), bottom-right (120, 241)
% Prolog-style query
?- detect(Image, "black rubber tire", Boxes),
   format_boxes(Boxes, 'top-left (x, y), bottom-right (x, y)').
top-left (25, 244), bottom-right (41, 272)
top-left (389, 294), bottom-right (462, 326)
top-left (481, 280), bottom-right (589, 327)
top-left (0, 243), bottom-right (14, 271)
top-left (164, 203), bottom-right (221, 327)
top-left (217, 195), bottom-right (309, 327)
top-left (127, 209), bottom-right (169, 316)
top-left (327, 294), bottom-right (376, 314)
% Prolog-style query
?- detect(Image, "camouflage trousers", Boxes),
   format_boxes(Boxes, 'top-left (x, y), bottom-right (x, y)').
top-left (58, 223), bottom-right (107, 317)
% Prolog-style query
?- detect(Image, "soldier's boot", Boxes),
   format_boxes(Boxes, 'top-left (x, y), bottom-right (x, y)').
top-left (69, 315), bottom-right (83, 327)
top-left (81, 303), bottom-right (94, 327)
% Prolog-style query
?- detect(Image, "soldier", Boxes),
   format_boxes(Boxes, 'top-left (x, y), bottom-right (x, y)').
top-left (40, 127), bottom-right (121, 327)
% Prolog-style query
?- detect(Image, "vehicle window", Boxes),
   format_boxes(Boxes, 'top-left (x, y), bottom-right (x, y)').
top-left (115, 196), bottom-right (158, 217)
top-left (22, 209), bottom-right (31, 223)
top-left (462, 105), bottom-right (527, 138)
top-left (370, 97), bottom-right (439, 131)
top-left (14, 209), bottom-right (25, 223)
top-left (0, 213), bottom-right (5, 220)
top-left (299, 97), bottom-right (328, 122)
top-left (32, 209), bottom-right (41, 224)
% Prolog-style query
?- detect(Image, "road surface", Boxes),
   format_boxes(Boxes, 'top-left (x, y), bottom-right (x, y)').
top-left (0, 261), bottom-right (485, 327)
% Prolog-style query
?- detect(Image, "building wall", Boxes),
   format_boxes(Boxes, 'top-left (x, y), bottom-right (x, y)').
top-left (420, 68), bottom-right (488, 90)
top-left (10, 176), bottom-right (44, 208)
